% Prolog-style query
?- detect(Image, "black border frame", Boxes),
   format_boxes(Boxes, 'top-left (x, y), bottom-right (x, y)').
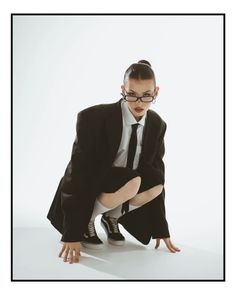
top-left (11, 13), bottom-right (225, 282)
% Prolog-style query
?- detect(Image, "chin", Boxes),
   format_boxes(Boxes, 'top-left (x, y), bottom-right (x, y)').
top-left (134, 109), bottom-right (145, 115)
top-left (132, 110), bottom-right (145, 120)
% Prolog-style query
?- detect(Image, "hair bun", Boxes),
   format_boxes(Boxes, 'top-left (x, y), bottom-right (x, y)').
top-left (137, 59), bottom-right (152, 67)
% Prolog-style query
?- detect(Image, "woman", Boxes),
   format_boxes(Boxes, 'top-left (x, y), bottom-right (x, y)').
top-left (47, 59), bottom-right (181, 264)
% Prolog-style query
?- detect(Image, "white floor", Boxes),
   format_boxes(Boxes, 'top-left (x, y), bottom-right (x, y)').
top-left (13, 225), bottom-right (223, 280)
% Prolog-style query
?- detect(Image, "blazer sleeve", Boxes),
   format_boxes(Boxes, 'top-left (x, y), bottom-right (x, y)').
top-left (60, 111), bottom-right (96, 242)
top-left (152, 121), bottom-right (167, 185)
top-left (151, 121), bottom-right (170, 238)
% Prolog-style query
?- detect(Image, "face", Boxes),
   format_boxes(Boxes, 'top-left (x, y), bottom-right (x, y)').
top-left (121, 79), bottom-right (159, 121)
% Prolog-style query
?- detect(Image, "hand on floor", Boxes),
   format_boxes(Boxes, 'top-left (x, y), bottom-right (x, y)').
top-left (58, 242), bottom-right (81, 264)
top-left (155, 237), bottom-right (181, 253)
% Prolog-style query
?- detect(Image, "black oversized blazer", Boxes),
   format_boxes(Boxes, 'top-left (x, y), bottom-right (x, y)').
top-left (47, 98), bottom-right (170, 245)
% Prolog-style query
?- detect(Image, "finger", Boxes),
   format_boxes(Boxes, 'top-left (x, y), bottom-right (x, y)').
top-left (71, 251), bottom-right (78, 264)
top-left (164, 239), bottom-right (176, 253)
top-left (69, 249), bottom-right (74, 264)
top-left (169, 240), bottom-right (181, 252)
top-left (167, 240), bottom-right (177, 253)
top-left (75, 250), bottom-right (80, 262)
top-left (155, 239), bottom-right (160, 249)
top-left (58, 244), bottom-right (66, 257)
top-left (75, 256), bottom-right (80, 263)
top-left (63, 248), bottom-right (69, 262)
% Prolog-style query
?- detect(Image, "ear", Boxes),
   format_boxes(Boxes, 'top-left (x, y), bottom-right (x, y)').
top-left (154, 86), bottom-right (160, 97)
top-left (121, 84), bottom-right (125, 92)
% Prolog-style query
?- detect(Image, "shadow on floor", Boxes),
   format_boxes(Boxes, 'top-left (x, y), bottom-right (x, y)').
top-left (13, 227), bottom-right (223, 280)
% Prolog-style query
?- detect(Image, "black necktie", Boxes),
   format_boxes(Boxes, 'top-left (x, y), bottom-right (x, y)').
top-left (121, 123), bottom-right (139, 215)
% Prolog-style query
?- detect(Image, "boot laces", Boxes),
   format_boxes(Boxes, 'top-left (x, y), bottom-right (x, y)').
top-left (109, 217), bottom-right (120, 233)
top-left (88, 220), bottom-right (96, 237)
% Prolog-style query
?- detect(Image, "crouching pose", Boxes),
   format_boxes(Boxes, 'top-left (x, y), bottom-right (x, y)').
top-left (47, 59), bottom-right (180, 264)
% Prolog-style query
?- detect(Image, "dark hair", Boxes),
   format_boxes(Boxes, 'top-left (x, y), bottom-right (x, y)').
top-left (123, 59), bottom-right (156, 86)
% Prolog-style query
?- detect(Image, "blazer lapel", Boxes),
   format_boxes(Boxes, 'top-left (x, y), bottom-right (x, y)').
top-left (139, 110), bottom-right (157, 165)
top-left (105, 98), bottom-right (123, 164)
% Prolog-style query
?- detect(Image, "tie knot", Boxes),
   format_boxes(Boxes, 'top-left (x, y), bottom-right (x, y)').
top-left (132, 123), bottom-right (139, 131)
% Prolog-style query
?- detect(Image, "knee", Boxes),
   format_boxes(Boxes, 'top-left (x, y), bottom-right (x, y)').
top-left (126, 176), bottom-right (141, 196)
top-left (152, 184), bottom-right (164, 196)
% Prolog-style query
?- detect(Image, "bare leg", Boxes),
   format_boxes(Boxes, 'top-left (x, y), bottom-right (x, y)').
top-left (98, 176), bottom-right (141, 208)
top-left (129, 184), bottom-right (164, 206)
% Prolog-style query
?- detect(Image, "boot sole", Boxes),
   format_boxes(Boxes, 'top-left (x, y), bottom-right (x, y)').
top-left (80, 241), bottom-right (104, 250)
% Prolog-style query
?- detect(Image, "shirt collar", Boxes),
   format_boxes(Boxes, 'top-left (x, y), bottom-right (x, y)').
top-left (121, 99), bottom-right (147, 127)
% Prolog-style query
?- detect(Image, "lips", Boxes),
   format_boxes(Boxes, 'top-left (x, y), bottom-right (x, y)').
top-left (134, 107), bottom-right (144, 112)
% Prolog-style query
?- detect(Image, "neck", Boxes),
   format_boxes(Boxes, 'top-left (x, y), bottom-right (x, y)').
top-left (135, 115), bottom-right (143, 122)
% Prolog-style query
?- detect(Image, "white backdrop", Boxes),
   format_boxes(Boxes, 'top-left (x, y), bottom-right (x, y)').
top-left (13, 15), bottom-right (223, 255)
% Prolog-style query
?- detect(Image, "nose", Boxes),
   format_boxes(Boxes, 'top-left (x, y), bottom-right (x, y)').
top-left (136, 99), bottom-right (143, 106)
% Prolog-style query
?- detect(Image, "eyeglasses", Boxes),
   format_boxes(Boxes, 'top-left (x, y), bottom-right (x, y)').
top-left (120, 89), bottom-right (156, 103)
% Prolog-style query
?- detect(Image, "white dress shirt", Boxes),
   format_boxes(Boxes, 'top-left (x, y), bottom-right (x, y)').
top-left (112, 100), bottom-right (147, 170)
